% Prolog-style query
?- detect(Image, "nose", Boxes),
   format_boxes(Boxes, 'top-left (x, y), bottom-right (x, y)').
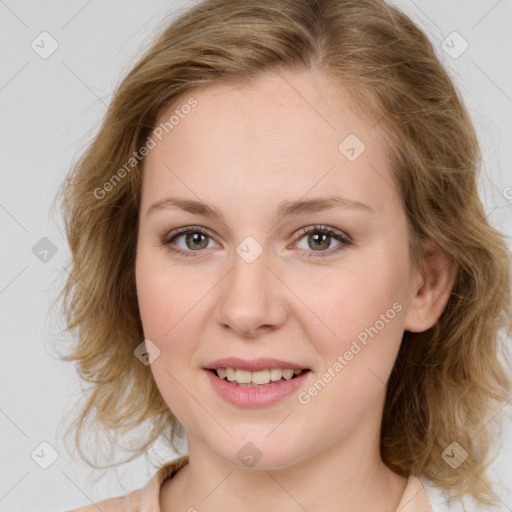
top-left (215, 245), bottom-right (288, 338)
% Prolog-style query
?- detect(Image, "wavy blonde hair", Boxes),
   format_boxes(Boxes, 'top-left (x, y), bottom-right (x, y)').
top-left (55, 0), bottom-right (511, 505)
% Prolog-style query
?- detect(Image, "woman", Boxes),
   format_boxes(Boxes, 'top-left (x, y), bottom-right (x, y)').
top-left (58, 0), bottom-right (511, 510)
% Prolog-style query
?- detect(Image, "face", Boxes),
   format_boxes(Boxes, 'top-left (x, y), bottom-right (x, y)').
top-left (135, 69), bottom-right (421, 470)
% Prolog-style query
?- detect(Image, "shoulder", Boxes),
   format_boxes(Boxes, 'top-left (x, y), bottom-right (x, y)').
top-left (64, 455), bottom-right (190, 512)
top-left (65, 489), bottom-right (141, 512)
top-left (419, 475), bottom-right (500, 512)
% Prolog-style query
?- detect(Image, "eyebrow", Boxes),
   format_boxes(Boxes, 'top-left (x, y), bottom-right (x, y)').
top-left (146, 195), bottom-right (373, 224)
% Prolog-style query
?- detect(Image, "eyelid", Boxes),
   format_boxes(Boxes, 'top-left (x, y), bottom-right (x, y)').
top-left (293, 225), bottom-right (351, 244)
top-left (161, 224), bottom-right (352, 258)
top-left (161, 225), bottom-right (216, 244)
top-left (160, 225), bottom-right (220, 256)
top-left (290, 225), bottom-right (352, 258)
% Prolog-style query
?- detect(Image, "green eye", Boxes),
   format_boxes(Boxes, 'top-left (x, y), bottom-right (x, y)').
top-left (294, 225), bottom-right (352, 259)
top-left (161, 225), bottom-right (351, 259)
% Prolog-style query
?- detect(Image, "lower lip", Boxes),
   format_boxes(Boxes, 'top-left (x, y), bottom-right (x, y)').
top-left (205, 369), bottom-right (310, 408)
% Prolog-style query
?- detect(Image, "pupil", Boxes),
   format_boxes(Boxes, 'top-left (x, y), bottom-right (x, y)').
top-left (310, 233), bottom-right (329, 250)
top-left (186, 233), bottom-right (207, 250)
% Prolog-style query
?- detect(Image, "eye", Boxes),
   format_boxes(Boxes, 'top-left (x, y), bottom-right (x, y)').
top-left (293, 225), bottom-right (352, 258)
top-left (161, 226), bottom-right (219, 257)
top-left (160, 224), bottom-right (352, 259)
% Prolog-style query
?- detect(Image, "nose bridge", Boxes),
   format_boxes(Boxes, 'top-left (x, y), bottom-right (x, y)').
top-left (215, 239), bottom-right (286, 336)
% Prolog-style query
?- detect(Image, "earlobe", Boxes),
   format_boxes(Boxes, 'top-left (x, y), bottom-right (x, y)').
top-left (404, 241), bottom-right (457, 333)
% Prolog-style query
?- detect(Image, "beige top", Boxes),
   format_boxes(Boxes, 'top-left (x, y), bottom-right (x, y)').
top-left (66, 455), bottom-right (434, 512)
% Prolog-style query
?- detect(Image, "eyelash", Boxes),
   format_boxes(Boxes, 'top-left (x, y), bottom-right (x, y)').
top-left (160, 225), bottom-right (352, 259)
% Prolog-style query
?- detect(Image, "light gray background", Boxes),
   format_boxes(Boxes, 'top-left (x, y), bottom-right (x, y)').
top-left (0, 1), bottom-right (511, 511)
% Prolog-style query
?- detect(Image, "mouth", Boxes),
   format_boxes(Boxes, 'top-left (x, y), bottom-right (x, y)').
top-left (208, 367), bottom-right (311, 387)
top-left (204, 358), bottom-right (312, 407)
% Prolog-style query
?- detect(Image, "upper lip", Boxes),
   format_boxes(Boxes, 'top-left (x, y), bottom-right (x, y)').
top-left (205, 357), bottom-right (309, 372)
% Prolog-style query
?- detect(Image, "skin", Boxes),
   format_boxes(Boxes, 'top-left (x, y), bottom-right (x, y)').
top-left (135, 68), bottom-right (455, 512)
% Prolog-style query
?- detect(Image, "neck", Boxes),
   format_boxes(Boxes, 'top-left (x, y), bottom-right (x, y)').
top-left (161, 416), bottom-right (407, 512)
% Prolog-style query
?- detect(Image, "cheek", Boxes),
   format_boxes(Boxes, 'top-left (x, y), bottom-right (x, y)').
top-left (136, 275), bottom-right (174, 339)
top-left (135, 251), bottom-right (202, 416)
top-left (294, 265), bottom-right (406, 434)
top-left (135, 247), bottom-right (214, 378)
top-left (293, 256), bottom-right (407, 357)
top-left (136, 247), bottom-right (193, 339)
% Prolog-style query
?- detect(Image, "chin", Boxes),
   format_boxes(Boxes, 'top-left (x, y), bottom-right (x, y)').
top-left (213, 434), bottom-right (306, 471)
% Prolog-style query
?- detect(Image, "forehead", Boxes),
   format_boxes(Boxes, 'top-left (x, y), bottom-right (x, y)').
top-left (141, 69), bottom-right (395, 216)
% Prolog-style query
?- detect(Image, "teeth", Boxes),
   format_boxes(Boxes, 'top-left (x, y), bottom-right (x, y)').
top-left (282, 369), bottom-right (294, 380)
top-left (252, 370), bottom-right (271, 384)
top-left (270, 368), bottom-right (283, 381)
top-left (235, 369), bottom-right (252, 383)
top-left (214, 367), bottom-right (305, 385)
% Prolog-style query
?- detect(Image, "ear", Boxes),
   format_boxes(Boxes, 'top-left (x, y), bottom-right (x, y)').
top-left (404, 240), bottom-right (457, 332)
